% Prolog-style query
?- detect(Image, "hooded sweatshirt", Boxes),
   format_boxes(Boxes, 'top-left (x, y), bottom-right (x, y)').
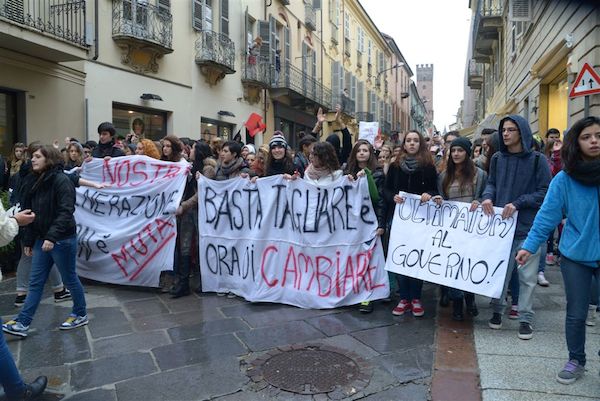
top-left (481, 115), bottom-right (551, 240)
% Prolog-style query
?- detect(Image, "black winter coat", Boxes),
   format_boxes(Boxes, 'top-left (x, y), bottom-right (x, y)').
top-left (21, 166), bottom-right (76, 246)
top-left (91, 141), bottom-right (125, 158)
top-left (383, 163), bottom-right (438, 221)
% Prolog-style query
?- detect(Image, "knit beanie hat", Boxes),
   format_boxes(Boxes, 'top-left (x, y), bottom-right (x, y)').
top-left (244, 144), bottom-right (256, 155)
top-left (450, 137), bottom-right (472, 157)
top-left (269, 131), bottom-right (288, 149)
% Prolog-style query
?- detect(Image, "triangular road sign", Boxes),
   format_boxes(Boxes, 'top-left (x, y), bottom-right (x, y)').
top-left (569, 63), bottom-right (600, 98)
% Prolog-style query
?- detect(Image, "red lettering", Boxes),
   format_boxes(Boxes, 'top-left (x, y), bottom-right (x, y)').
top-left (163, 165), bottom-right (181, 180)
top-left (343, 255), bottom-right (356, 295)
top-left (155, 218), bottom-right (175, 239)
top-left (130, 161), bottom-right (148, 187)
top-left (150, 163), bottom-right (166, 183)
top-left (281, 246), bottom-right (298, 287)
top-left (315, 256), bottom-right (332, 297)
top-left (260, 245), bottom-right (278, 287)
top-left (111, 244), bottom-right (139, 276)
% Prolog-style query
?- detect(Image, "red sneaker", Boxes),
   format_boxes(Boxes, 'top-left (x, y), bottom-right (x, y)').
top-left (392, 299), bottom-right (411, 316)
top-left (508, 305), bottom-right (519, 319)
top-left (411, 299), bottom-right (425, 317)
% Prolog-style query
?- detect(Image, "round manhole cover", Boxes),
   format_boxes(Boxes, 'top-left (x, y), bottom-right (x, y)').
top-left (261, 348), bottom-right (360, 394)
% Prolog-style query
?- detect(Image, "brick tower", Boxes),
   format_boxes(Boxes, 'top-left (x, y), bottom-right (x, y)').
top-left (416, 64), bottom-right (434, 124)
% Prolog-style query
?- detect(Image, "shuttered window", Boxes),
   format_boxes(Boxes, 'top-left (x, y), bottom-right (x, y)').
top-left (220, 0), bottom-right (229, 36)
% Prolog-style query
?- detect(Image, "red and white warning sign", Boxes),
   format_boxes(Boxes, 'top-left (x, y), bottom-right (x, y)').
top-left (569, 63), bottom-right (600, 98)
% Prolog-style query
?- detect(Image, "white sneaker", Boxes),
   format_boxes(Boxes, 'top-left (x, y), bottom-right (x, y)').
top-left (537, 272), bottom-right (550, 287)
top-left (586, 305), bottom-right (596, 327)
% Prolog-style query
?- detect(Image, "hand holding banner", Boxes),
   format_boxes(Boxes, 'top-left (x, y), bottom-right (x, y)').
top-left (385, 192), bottom-right (517, 298)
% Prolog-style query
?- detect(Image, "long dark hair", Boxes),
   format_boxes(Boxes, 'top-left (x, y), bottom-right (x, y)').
top-left (393, 130), bottom-right (434, 167)
top-left (562, 116), bottom-right (600, 173)
top-left (31, 145), bottom-right (64, 190)
top-left (311, 142), bottom-right (340, 173)
top-left (161, 135), bottom-right (183, 162)
top-left (345, 139), bottom-right (377, 177)
top-left (192, 141), bottom-right (213, 175)
top-left (442, 146), bottom-right (477, 197)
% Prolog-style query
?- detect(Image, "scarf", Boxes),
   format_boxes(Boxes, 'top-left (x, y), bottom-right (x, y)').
top-left (266, 158), bottom-right (292, 176)
top-left (400, 157), bottom-right (420, 174)
top-left (216, 157), bottom-right (244, 179)
top-left (568, 160), bottom-right (600, 186)
top-left (304, 163), bottom-right (333, 181)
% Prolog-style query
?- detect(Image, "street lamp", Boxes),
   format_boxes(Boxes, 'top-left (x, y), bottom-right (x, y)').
top-left (375, 62), bottom-right (404, 87)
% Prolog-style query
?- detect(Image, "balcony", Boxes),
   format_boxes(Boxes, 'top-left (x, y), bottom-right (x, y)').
top-left (305, 3), bottom-right (316, 31)
top-left (344, 37), bottom-right (351, 58)
top-left (380, 120), bottom-right (391, 134)
top-left (241, 55), bottom-right (271, 104)
top-left (271, 62), bottom-right (332, 110)
top-left (356, 112), bottom-right (374, 122)
top-left (0, 0), bottom-right (88, 62)
top-left (332, 93), bottom-right (355, 117)
top-left (281, 0), bottom-right (290, 5)
top-left (467, 59), bottom-right (484, 89)
top-left (356, 51), bottom-right (362, 68)
top-left (195, 30), bottom-right (235, 85)
top-left (367, 63), bottom-right (372, 77)
top-left (112, 0), bottom-right (173, 72)
top-left (472, 0), bottom-right (503, 62)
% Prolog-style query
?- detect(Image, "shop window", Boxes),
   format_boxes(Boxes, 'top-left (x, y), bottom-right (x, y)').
top-left (201, 117), bottom-right (234, 143)
top-left (112, 103), bottom-right (167, 141)
top-left (0, 91), bottom-right (21, 158)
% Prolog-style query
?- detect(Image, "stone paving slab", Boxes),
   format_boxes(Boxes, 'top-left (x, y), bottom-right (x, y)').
top-left (370, 345), bottom-right (433, 383)
top-left (70, 352), bottom-right (157, 391)
top-left (92, 330), bottom-right (171, 358)
top-left (235, 320), bottom-right (326, 351)
top-left (122, 298), bottom-right (170, 318)
top-left (63, 388), bottom-right (117, 401)
top-left (115, 358), bottom-right (248, 401)
top-left (359, 382), bottom-right (429, 401)
top-left (482, 389), bottom-right (600, 401)
top-left (166, 317), bottom-right (250, 342)
top-left (151, 333), bottom-right (247, 370)
top-left (350, 321), bottom-right (435, 354)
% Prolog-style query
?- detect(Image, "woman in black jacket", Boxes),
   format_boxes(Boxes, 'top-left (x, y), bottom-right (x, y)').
top-left (383, 130), bottom-right (438, 318)
top-left (345, 139), bottom-right (386, 313)
top-left (2, 146), bottom-right (88, 338)
top-left (264, 133), bottom-right (298, 176)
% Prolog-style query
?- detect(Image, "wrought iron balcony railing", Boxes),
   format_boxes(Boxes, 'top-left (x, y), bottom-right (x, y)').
top-left (195, 30), bottom-right (235, 73)
top-left (344, 37), bottom-right (351, 57)
top-left (468, 59), bottom-right (484, 89)
top-left (274, 62), bottom-right (332, 109)
top-left (472, 0), bottom-right (503, 61)
top-left (356, 51), bottom-right (362, 68)
top-left (0, 0), bottom-right (87, 47)
top-left (305, 3), bottom-right (316, 31)
top-left (331, 24), bottom-right (338, 45)
top-left (332, 93), bottom-right (355, 116)
top-left (242, 55), bottom-right (271, 88)
top-left (355, 112), bottom-right (374, 122)
top-left (112, 0), bottom-right (172, 51)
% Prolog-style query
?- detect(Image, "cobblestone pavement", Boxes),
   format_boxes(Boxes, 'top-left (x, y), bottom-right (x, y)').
top-left (0, 277), bottom-right (438, 401)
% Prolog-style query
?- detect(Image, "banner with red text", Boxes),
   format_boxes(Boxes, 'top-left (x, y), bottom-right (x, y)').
top-left (198, 175), bottom-right (390, 309)
top-left (385, 192), bottom-right (517, 298)
top-left (74, 156), bottom-right (189, 287)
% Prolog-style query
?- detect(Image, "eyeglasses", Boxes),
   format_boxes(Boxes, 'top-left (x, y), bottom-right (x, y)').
top-left (501, 127), bottom-right (519, 133)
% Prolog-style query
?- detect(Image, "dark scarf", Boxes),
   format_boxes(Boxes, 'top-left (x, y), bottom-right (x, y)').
top-left (568, 160), bottom-right (600, 186)
top-left (216, 157), bottom-right (244, 179)
top-left (266, 158), bottom-right (293, 176)
top-left (400, 157), bottom-right (420, 174)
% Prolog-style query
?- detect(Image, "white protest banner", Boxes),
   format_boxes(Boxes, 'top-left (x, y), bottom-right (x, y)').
top-left (358, 121), bottom-right (379, 145)
top-left (198, 175), bottom-right (390, 309)
top-left (385, 192), bottom-right (517, 298)
top-left (74, 156), bottom-right (189, 287)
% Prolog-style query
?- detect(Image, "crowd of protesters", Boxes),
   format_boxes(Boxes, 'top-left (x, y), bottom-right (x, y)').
top-left (0, 107), bottom-right (598, 393)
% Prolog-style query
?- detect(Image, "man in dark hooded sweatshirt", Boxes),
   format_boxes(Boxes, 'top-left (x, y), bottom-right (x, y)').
top-left (481, 114), bottom-right (551, 340)
top-left (91, 122), bottom-right (125, 159)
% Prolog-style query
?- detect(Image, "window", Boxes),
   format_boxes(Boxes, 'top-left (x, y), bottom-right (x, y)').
top-left (0, 90), bottom-right (22, 157)
top-left (112, 103), bottom-right (167, 141)
top-left (192, 0), bottom-right (212, 31)
top-left (201, 117), bottom-right (234, 142)
top-left (220, 0), bottom-right (229, 36)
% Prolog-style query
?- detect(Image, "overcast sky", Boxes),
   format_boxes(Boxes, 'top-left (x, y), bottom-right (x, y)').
top-left (360, 0), bottom-right (472, 130)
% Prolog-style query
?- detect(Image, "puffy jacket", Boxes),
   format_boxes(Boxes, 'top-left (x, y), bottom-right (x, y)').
top-left (91, 141), bottom-right (125, 158)
top-left (21, 166), bottom-right (76, 246)
top-left (383, 162), bottom-right (438, 221)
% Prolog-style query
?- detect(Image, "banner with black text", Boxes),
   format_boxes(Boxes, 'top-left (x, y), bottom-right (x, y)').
top-left (75, 156), bottom-right (188, 287)
top-left (198, 175), bottom-right (390, 309)
top-left (385, 192), bottom-right (517, 298)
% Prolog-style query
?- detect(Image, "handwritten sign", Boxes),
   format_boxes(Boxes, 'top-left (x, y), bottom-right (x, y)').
top-left (198, 175), bottom-right (390, 309)
top-left (74, 156), bottom-right (189, 287)
top-left (359, 121), bottom-right (379, 145)
top-left (385, 193), bottom-right (517, 298)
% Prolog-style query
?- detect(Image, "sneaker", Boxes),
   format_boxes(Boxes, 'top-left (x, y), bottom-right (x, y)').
top-left (545, 254), bottom-right (556, 266)
top-left (216, 292), bottom-right (227, 297)
top-left (54, 288), bottom-right (72, 302)
top-left (537, 272), bottom-right (550, 287)
top-left (392, 299), bottom-right (411, 316)
top-left (488, 313), bottom-right (502, 329)
top-left (411, 299), bottom-right (425, 317)
top-left (226, 292), bottom-right (236, 299)
top-left (518, 322), bottom-right (534, 340)
top-left (59, 315), bottom-right (88, 330)
top-left (556, 360), bottom-right (585, 384)
top-left (14, 294), bottom-right (26, 307)
top-left (508, 305), bottom-right (519, 319)
top-left (359, 301), bottom-right (374, 314)
top-left (586, 305), bottom-right (596, 326)
top-left (23, 376), bottom-right (48, 400)
top-left (2, 320), bottom-right (29, 337)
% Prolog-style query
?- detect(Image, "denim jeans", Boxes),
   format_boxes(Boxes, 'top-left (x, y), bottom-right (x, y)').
top-left (16, 244), bottom-right (63, 293)
top-left (0, 330), bottom-right (25, 399)
top-left (561, 257), bottom-right (600, 366)
top-left (17, 236), bottom-right (86, 327)
top-left (396, 275), bottom-right (423, 300)
top-left (491, 239), bottom-right (541, 323)
top-left (508, 266), bottom-right (519, 305)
